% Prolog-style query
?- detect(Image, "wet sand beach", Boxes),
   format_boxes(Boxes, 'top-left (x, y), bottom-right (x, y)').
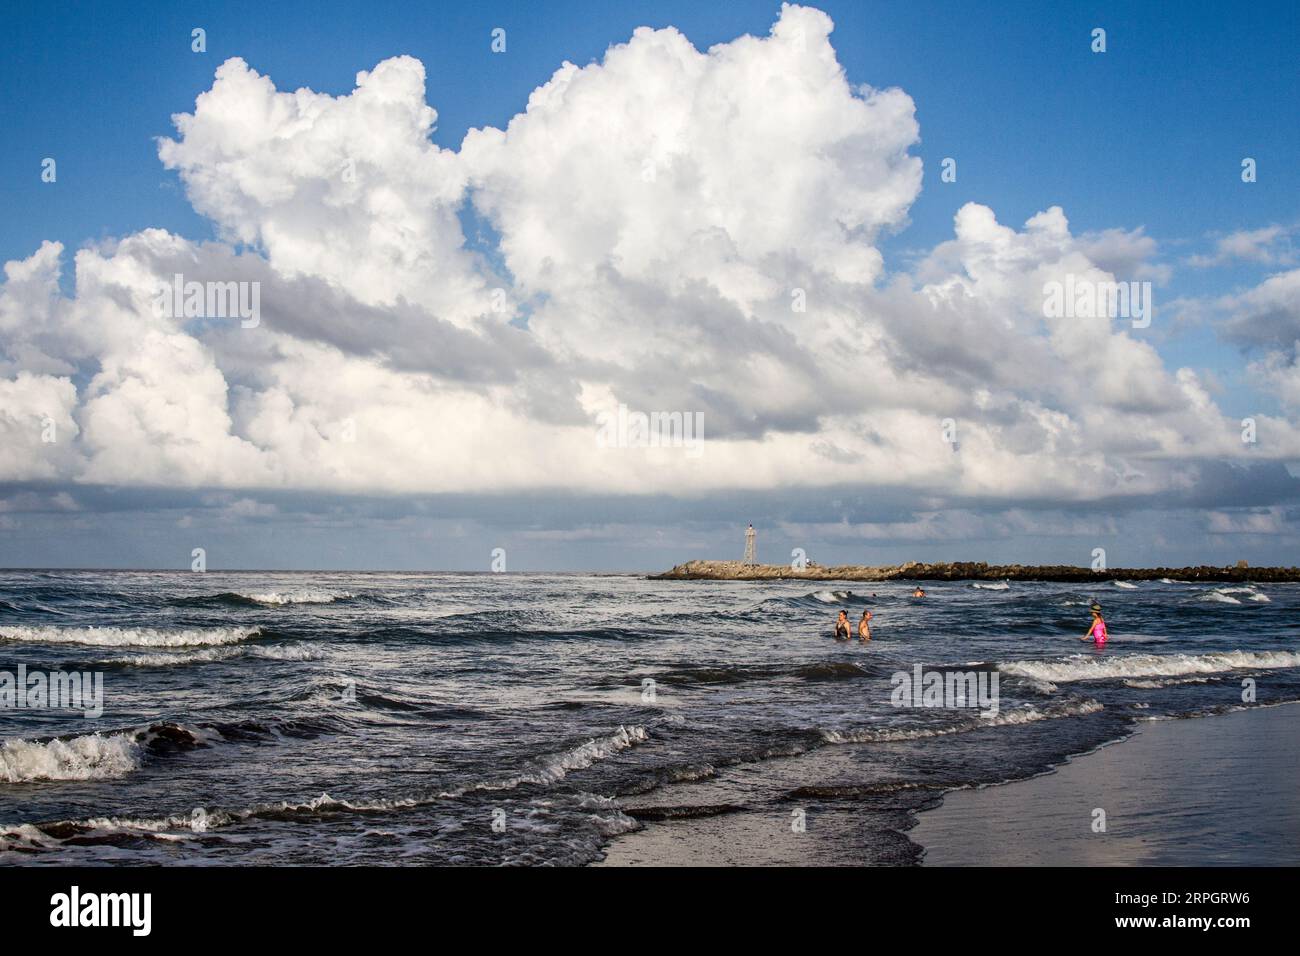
top-left (596, 704), bottom-right (1300, 866)
top-left (912, 702), bottom-right (1300, 866)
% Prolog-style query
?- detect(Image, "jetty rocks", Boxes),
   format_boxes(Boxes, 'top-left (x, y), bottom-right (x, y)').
top-left (651, 559), bottom-right (1300, 583)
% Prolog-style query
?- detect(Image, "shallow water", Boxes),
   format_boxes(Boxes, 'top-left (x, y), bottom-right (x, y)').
top-left (1, 571), bottom-right (1296, 864)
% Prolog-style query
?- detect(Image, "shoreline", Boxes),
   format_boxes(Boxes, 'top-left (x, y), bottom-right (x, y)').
top-left (593, 704), bottom-right (1300, 867)
top-left (911, 702), bottom-right (1300, 866)
top-left (650, 559), bottom-right (1300, 583)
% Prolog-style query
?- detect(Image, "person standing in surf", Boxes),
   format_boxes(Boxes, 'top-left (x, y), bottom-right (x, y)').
top-left (857, 608), bottom-right (872, 643)
top-left (1081, 603), bottom-right (1108, 646)
top-left (834, 610), bottom-right (851, 641)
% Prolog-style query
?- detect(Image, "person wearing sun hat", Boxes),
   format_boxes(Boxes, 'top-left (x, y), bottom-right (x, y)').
top-left (1080, 602), bottom-right (1109, 646)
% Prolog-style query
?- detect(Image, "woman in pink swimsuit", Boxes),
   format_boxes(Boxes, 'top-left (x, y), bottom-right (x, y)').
top-left (1081, 602), bottom-right (1108, 646)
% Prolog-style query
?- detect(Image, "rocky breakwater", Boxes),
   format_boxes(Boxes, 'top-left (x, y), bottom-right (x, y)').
top-left (650, 559), bottom-right (1300, 583)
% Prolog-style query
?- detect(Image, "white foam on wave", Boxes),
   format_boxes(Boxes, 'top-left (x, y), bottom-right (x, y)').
top-left (242, 590), bottom-right (351, 606)
top-left (1201, 586), bottom-right (1270, 604)
top-left (972, 581), bottom-right (1010, 590)
top-left (811, 590), bottom-right (851, 603)
top-left (506, 725), bottom-right (649, 788)
top-left (1202, 592), bottom-right (1241, 605)
top-left (1113, 581), bottom-right (1138, 589)
top-left (821, 699), bottom-right (1103, 743)
top-left (454, 726), bottom-right (650, 796)
top-left (1208, 585), bottom-right (1270, 603)
top-left (1000, 650), bottom-right (1300, 683)
top-left (1, 726), bottom-right (653, 852)
top-left (575, 792), bottom-right (642, 837)
top-left (250, 644), bottom-right (325, 660)
top-left (1123, 676), bottom-right (1212, 689)
top-left (1, 732), bottom-right (142, 784)
top-left (0, 779), bottom-right (640, 856)
top-left (102, 643), bottom-right (322, 667)
top-left (1021, 677), bottom-right (1059, 695)
top-left (0, 625), bottom-right (261, 648)
top-left (0, 791), bottom-right (408, 852)
top-left (106, 646), bottom-right (240, 667)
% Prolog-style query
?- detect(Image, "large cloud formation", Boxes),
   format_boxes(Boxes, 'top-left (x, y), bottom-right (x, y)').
top-left (2, 4), bottom-right (1297, 512)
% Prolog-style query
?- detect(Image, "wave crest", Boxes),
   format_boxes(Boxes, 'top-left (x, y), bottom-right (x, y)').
top-left (1000, 650), bottom-right (1300, 683)
top-left (821, 699), bottom-right (1103, 743)
top-left (242, 590), bottom-right (352, 606)
top-left (1, 732), bottom-right (142, 783)
top-left (0, 625), bottom-right (261, 647)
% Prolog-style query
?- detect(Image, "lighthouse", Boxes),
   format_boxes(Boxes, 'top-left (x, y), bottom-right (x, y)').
top-left (744, 524), bottom-right (756, 565)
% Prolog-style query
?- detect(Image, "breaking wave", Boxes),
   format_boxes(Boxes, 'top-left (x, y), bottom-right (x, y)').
top-left (1000, 650), bottom-right (1300, 683)
top-left (0, 625), bottom-right (261, 648)
top-left (820, 698), bottom-right (1104, 743)
top-left (480, 725), bottom-right (650, 790)
top-left (90, 642), bottom-right (323, 668)
top-left (241, 590), bottom-right (352, 606)
top-left (0, 723), bottom-right (209, 784)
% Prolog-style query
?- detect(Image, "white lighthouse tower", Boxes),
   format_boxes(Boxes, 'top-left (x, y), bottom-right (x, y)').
top-left (743, 523), bottom-right (756, 566)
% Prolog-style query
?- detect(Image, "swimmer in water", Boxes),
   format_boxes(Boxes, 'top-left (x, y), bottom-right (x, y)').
top-left (834, 610), bottom-right (850, 641)
top-left (858, 608), bottom-right (872, 643)
top-left (1081, 602), bottom-right (1108, 646)
top-left (912, 587), bottom-right (926, 598)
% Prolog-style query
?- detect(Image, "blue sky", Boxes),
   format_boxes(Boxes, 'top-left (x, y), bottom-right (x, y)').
top-left (1, 0), bottom-right (1298, 568)
top-left (6, 0), bottom-right (1295, 256)
top-left (5, 0), bottom-right (1296, 394)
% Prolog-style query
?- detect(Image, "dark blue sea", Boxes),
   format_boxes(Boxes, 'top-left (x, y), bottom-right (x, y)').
top-left (1, 571), bottom-right (1296, 865)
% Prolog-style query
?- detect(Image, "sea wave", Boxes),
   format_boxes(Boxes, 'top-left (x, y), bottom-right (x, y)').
top-left (241, 590), bottom-right (352, 606)
top-left (1205, 586), bottom-right (1271, 603)
top-left (0, 791), bottom-right (407, 852)
top-left (173, 589), bottom-right (353, 609)
top-left (0, 722), bottom-right (208, 785)
top-left (625, 803), bottom-right (744, 821)
top-left (650, 660), bottom-right (869, 686)
top-left (91, 642), bottom-right (322, 668)
top-left (0, 733), bottom-right (142, 784)
top-left (1, 728), bottom-right (650, 852)
top-left (1200, 586), bottom-right (1272, 605)
top-left (1000, 650), bottom-right (1300, 683)
top-left (820, 698), bottom-right (1103, 743)
top-left (0, 625), bottom-right (261, 647)
top-left (971, 581), bottom-right (1009, 590)
top-left (486, 725), bottom-right (650, 789)
top-left (1202, 592), bottom-right (1241, 604)
top-left (0, 786), bottom-right (638, 857)
top-left (1122, 676), bottom-right (1214, 689)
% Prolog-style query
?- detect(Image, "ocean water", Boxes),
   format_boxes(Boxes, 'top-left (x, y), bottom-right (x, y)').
top-left (1, 571), bottom-right (1296, 865)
